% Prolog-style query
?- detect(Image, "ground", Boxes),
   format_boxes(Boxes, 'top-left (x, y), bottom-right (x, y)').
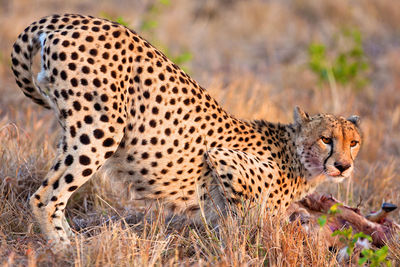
top-left (0, 0), bottom-right (399, 265)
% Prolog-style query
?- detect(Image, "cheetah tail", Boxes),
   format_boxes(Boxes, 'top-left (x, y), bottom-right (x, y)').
top-left (11, 21), bottom-right (52, 109)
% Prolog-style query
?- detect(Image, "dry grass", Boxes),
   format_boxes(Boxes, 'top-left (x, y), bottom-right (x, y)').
top-left (1, 0), bottom-right (400, 266)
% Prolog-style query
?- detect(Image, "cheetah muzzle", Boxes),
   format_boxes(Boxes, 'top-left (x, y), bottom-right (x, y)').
top-left (11, 14), bottom-right (362, 250)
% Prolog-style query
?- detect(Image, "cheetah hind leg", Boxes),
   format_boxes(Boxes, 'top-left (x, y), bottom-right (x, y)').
top-left (30, 122), bottom-right (124, 251)
top-left (205, 148), bottom-right (281, 214)
top-left (30, 137), bottom-right (76, 240)
top-left (30, 153), bottom-right (72, 242)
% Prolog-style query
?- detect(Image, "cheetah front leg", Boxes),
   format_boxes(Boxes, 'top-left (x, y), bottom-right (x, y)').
top-left (205, 148), bottom-right (294, 213)
top-left (30, 118), bottom-right (124, 250)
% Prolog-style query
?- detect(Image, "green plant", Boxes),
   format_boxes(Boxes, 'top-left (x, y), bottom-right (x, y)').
top-left (317, 204), bottom-right (391, 266)
top-left (111, 16), bottom-right (131, 28)
top-left (308, 29), bottom-right (369, 91)
top-left (317, 215), bottom-right (327, 227)
top-left (100, 0), bottom-right (192, 73)
top-left (140, 0), bottom-right (170, 32)
top-left (140, 0), bottom-right (192, 72)
top-left (332, 227), bottom-right (371, 256)
top-left (332, 227), bottom-right (391, 266)
top-left (359, 245), bottom-right (392, 267)
top-left (317, 203), bottom-right (342, 227)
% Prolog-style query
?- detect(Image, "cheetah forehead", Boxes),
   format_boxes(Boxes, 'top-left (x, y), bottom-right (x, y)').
top-left (305, 114), bottom-right (362, 140)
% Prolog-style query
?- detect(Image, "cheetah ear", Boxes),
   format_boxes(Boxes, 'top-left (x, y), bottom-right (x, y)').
top-left (347, 115), bottom-right (360, 127)
top-left (294, 106), bottom-right (310, 125)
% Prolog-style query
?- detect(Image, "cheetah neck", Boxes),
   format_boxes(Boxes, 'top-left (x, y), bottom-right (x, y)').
top-left (284, 122), bottom-right (327, 195)
top-left (252, 120), bottom-right (326, 197)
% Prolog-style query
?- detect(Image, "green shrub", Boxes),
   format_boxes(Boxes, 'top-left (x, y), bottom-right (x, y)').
top-left (318, 205), bottom-right (391, 266)
top-left (308, 29), bottom-right (369, 91)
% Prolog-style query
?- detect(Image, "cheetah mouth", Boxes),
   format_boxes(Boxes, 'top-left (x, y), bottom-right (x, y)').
top-left (325, 174), bottom-right (347, 183)
top-left (323, 169), bottom-right (350, 183)
top-left (322, 166), bottom-right (349, 182)
top-left (323, 165), bottom-right (352, 180)
top-left (323, 164), bottom-right (352, 179)
top-left (327, 173), bottom-right (345, 179)
top-left (325, 172), bottom-right (343, 178)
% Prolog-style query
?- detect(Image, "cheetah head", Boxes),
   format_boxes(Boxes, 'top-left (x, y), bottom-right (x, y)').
top-left (293, 106), bottom-right (362, 183)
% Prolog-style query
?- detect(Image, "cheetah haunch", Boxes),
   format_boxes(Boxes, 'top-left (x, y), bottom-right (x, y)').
top-left (11, 14), bottom-right (362, 250)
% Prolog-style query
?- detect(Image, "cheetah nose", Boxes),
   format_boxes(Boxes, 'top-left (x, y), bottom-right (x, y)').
top-left (334, 162), bottom-right (351, 173)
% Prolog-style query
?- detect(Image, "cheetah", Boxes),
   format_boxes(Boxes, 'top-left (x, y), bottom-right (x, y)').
top-left (11, 14), bottom-right (362, 249)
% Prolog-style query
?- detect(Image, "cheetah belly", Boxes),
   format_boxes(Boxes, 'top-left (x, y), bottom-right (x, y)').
top-left (94, 121), bottom-right (208, 212)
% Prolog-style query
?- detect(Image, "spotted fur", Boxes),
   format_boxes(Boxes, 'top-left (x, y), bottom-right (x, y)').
top-left (11, 14), bottom-right (362, 249)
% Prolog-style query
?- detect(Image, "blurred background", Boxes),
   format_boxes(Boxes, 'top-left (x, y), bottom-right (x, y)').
top-left (0, 0), bottom-right (399, 217)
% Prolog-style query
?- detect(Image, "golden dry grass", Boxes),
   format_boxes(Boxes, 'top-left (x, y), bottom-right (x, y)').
top-left (0, 0), bottom-right (400, 266)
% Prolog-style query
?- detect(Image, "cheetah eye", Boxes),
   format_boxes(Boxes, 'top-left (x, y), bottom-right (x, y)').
top-left (321, 136), bottom-right (332, 145)
top-left (350, 140), bottom-right (359, 147)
